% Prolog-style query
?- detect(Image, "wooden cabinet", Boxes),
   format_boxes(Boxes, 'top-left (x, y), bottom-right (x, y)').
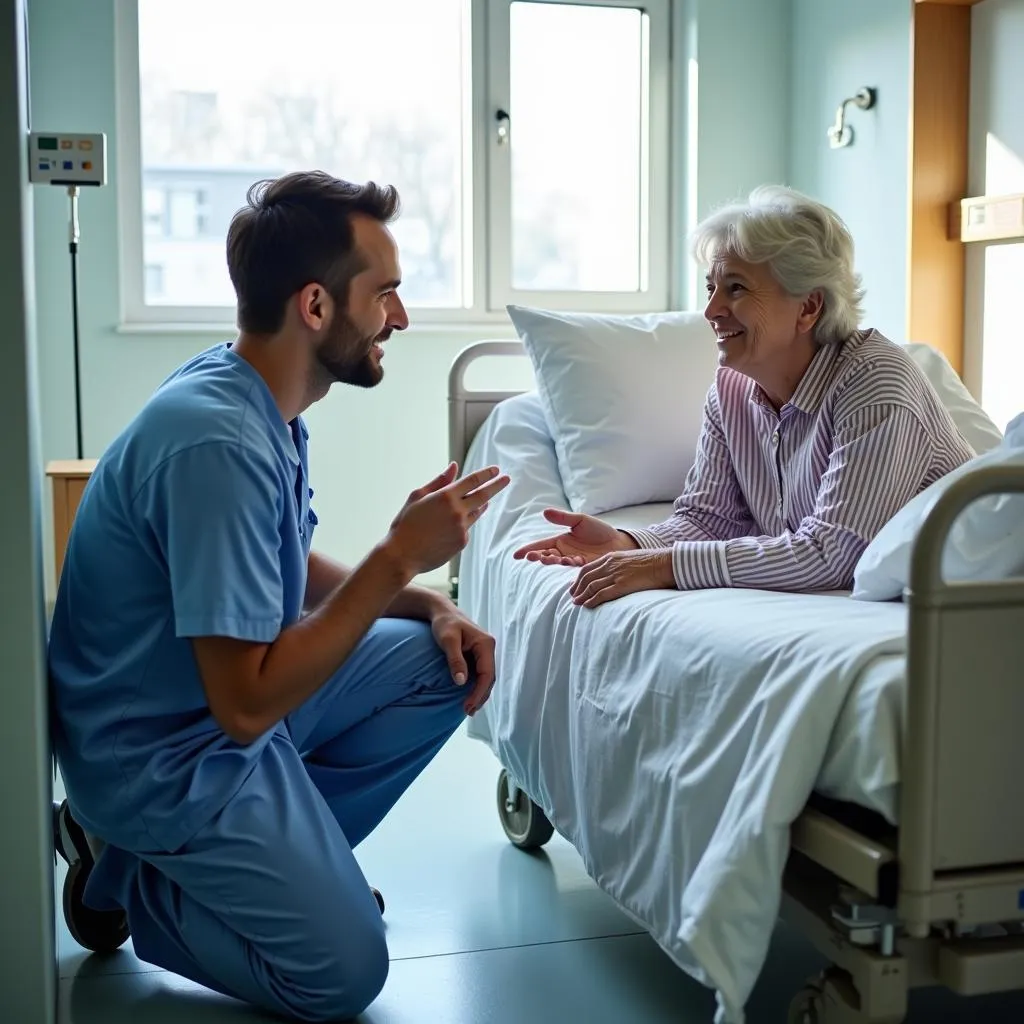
top-left (46, 459), bottom-right (96, 587)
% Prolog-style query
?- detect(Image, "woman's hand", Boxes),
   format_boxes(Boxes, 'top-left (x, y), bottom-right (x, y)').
top-left (569, 549), bottom-right (676, 608)
top-left (512, 508), bottom-right (638, 567)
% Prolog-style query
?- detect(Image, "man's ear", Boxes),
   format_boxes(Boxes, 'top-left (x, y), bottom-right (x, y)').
top-left (297, 283), bottom-right (332, 332)
top-left (797, 290), bottom-right (824, 337)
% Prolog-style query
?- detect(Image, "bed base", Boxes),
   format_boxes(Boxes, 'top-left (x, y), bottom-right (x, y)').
top-left (449, 340), bottom-right (1024, 1023)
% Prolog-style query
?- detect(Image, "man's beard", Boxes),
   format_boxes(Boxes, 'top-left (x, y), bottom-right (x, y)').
top-left (315, 309), bottom-right (387, 390)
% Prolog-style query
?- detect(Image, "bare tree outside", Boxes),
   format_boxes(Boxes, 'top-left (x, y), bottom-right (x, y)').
top-left (139, 72), bottom-right (575, 308)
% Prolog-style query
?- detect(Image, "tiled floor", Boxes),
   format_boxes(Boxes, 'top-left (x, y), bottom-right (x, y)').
top-left (56, 729), bottom-right (1024, 1024)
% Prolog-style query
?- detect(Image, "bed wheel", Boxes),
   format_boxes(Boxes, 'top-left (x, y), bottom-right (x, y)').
top-left (496, 769), bottom-right (554, 849)
top-left (789, 969), bottom-right (903, 1024)
top-left (788, 984), bottom-right (823, 1024)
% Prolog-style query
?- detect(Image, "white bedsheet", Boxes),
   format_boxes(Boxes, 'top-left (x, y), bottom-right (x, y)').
top-left (459, 393), bottom-right (907, 1023)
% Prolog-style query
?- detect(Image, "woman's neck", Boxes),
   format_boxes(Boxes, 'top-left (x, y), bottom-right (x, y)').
top-left (752, 341), bottom-right (818, 411)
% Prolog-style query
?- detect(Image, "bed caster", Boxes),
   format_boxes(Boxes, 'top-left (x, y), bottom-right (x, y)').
top-left (788, 982), bottom-right (824, 1024)
top-left (789, 969), bottom-right (904, 1024)
top-left (496, 768), bottom-right (554, 849)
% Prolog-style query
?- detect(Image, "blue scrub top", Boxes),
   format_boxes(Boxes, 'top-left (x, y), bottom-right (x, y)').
top-left (48, 343), bottom-right (317, 853)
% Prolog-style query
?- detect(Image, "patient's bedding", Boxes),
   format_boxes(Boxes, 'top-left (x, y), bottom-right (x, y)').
top-left (460, 392), bottom-right (908, 1023)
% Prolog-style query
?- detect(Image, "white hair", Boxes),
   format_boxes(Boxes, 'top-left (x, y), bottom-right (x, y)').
top-left (691, 185), bottom-right (866, 345)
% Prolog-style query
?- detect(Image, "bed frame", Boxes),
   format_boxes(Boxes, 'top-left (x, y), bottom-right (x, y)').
top-left (449, 340), bottom-right (1024, 1024)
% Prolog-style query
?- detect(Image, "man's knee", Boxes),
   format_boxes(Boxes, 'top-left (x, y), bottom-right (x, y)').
top-left (280, 928), bottom-right (390, 1023)
top-left (394, 619), bottom-right (467, 699)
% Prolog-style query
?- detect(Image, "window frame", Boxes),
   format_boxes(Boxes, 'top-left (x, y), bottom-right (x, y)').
top-left (486, 0), bottom-right (672, 313)
top-left (114, 0), bottom-right (676, 328)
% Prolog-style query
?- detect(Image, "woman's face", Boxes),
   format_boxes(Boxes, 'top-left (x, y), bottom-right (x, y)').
top-left (703, 254), bottom-right (820, 386)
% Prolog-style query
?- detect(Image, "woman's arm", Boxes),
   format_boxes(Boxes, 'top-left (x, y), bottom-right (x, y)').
top-left (624, 384), bottom-right (755, 549)
top-left (666, 404), bottom-right (934, 591)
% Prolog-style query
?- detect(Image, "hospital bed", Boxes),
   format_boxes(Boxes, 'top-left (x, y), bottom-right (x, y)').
top-left (447, 340), bottom-right (1024, 1024)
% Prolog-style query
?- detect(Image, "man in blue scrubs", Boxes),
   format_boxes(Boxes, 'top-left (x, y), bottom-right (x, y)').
top-left (48, 171), bottom-right (510, 1022)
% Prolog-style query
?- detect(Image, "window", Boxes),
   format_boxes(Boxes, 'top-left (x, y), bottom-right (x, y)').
top-left (142, 187), bottom-right (163, 237)
top-left (499, 2), bottom-right (660, 302)
top-left (144, 263), bottom-right (164, 297)
top-left (117, 0), bottom-right (672, 324)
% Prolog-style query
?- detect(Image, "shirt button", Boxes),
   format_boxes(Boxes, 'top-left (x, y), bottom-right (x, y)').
top-left (771, 431), bottom-right (780, 448)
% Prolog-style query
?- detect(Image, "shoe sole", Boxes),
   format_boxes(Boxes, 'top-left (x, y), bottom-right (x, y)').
top-left (53, 801), bottom-right (130, 954)
top-left (53, 800), bottom-right (92, 871)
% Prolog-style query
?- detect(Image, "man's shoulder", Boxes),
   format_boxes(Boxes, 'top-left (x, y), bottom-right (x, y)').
top-left (103, 346), bottom-right (285, 494)
top-left (148, 344), bottom-right (262, 433)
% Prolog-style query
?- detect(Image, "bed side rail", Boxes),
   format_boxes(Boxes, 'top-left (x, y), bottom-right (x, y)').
top-left (447, 340), bottom-right (531, 595)
top-left (448, 340), bottom-right (529, 468)
top-left (900, 463), bottom-right (1024, 929)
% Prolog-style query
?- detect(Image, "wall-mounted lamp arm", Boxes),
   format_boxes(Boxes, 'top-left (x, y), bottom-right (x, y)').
top-left (828, 87), bottom-right (877, 149)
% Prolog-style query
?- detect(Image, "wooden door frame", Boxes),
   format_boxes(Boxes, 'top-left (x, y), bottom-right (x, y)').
top-left (907, 0), bottom-right (985, 375)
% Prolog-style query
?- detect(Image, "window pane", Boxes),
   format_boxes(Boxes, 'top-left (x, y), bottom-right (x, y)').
top-left (142, 187), bottom-right (163, 238)
top-left (509, 2), bottom-right (646, 292)
top-left (137, 0), bottom-right (469, 308)
top-left (980, 243), bottom-right (1024, 432)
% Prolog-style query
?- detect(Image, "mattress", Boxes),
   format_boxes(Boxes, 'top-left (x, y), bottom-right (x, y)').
top-left (598, 506), bottom-right (906, 820)
top-left (457, 392), bottom-right (909, 1022)
top-left (462, 392), bottom-right (906, 819)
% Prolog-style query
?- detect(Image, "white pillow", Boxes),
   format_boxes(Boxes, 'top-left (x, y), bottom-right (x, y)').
top-left (853, 412), bottom-right (1024, 601)
top-left (902, 343), bottom-right (1003, 455)
top-left (506, 305), bottom-right (718, 515)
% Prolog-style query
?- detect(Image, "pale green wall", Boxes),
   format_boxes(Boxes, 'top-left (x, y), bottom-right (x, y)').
top-left (680, 0), bottom-right (791, 305)
top-left (27, 0), bottom-right (792, 595)
top-left (788, 0), bottom-right (911, 343)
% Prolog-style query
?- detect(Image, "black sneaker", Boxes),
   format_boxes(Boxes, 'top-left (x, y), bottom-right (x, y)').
top-left (53, 800), bottom-right (130, 953)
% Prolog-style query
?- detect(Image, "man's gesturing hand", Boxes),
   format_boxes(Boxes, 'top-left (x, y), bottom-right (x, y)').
top-left (386, 463), bottom-right (510, 576)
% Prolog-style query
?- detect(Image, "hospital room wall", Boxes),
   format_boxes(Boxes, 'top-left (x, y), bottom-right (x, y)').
top-left (789, 0), bottom-right (1024, 422)
top-left (27, 0), bottom-right (791, 599)
top-left (676, 0), bottom-right (792, 307)
top-left (787, 0), bottom-right (912, 347)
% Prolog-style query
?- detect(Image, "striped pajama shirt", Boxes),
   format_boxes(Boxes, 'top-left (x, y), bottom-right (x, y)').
top-left (624, 330), bottom-right (976, 592)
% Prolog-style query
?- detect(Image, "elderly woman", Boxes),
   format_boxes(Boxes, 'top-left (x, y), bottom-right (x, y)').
top-left (514, 185), bottom-right (975, 607)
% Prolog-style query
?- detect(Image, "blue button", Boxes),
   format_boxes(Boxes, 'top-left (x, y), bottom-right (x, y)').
top-left (38, 161), bottom-right (50, 171)
top-left (62, 160), bottom-right (73, 170)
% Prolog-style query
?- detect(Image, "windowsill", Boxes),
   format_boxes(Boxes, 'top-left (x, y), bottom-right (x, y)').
top-left (115, 316), bottom-right (518, 337)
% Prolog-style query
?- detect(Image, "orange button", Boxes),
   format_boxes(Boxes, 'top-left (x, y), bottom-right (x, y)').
top-left (82, 161), bottom-right (93, 171)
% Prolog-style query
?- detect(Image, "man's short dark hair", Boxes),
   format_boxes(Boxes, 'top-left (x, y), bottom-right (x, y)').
top-left (226, 171), bottom-right (401, 334)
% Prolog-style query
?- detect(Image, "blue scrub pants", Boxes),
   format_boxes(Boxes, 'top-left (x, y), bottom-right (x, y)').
top-left (83, 619), bottom-right (467, 1022)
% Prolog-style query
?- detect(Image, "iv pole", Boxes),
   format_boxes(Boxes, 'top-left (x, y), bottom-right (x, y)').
top-left (67, 184), bottom-right (84, 460)
top-left (27, 129), bottom-right (106, 461)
